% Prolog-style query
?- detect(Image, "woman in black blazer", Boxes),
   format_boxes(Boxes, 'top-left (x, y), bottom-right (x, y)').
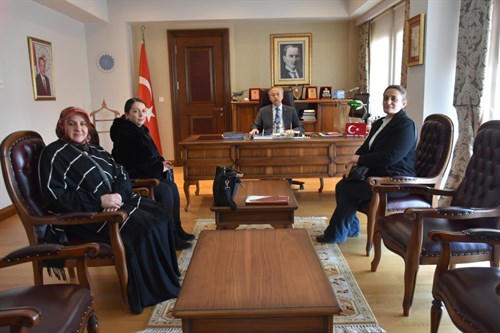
top-left (110, 97), bottom-right (194, 250)
top-left (317, 85), bottom-right (417, 243)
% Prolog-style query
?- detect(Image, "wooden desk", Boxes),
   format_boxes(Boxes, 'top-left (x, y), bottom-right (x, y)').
top-left (179, 134), bottom-right (363, 211)
top-left (210, 179), bottom-right (298, 229)
top-left (173, 228), bottom-right (340, 333)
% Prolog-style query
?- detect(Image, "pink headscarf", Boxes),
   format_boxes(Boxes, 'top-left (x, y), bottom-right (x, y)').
top-left (55, 106), bottom-right (91, 144)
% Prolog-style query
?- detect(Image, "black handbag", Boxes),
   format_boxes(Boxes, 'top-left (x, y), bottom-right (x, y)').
top-left (212, 166), bottom-right (243, 211)
top-left (346, 165), bottom-right (369, 182)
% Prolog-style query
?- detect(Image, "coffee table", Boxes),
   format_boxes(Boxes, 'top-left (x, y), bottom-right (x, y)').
top-left (210, 179), bottom-right (298, 229)
top-left (173, 228), bottom-right (340, 333)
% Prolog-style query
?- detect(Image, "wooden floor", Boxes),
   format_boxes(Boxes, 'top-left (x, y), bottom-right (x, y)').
top-left (0, 167), bottom-right (462, 332)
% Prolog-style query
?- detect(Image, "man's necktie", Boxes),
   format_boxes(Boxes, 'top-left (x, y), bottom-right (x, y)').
top-left (274, 107), bottom-right (282, 133)
top-left (42, 77), bottom-right (47, 94)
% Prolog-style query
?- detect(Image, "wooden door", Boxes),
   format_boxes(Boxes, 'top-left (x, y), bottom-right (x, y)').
top-left (168, 29), bottom-right (231, 163)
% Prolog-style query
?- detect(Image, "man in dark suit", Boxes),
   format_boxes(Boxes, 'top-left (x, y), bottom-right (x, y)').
top-left (280, 44), bottom-right (303, 79)
top-left (249, 86), bottom-right (304, 135)
top-left (35, 56), bottom-right (51, 96)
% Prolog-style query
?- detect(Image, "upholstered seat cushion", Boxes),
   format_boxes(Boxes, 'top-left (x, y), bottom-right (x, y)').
top-left (378, 216), bottom-right (494, 259)
top-left (358, 195), bottom-right (431, 215)
top-left (437, 267), bottom-right (500, 333)
top-left (0, 284), bottom-right (94, 333)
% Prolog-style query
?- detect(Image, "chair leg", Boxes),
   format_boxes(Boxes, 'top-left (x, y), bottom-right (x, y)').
top-left (430, 298), bottom-right (443, 333)
top-left (87, 312), bottom-right (100, 333)
top-left (370, 232), bottom-right (382, 272)
top-left (68, 267), bottom-right (76, 278)
top-left (365, 194), bottom-right (379, 257)
top-left (318, 178), bottom-right (324, 192)
top-left (402, 260), bottom-right (420, 316)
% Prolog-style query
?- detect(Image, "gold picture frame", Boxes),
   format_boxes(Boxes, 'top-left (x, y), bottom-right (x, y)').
top-left (28, 37), bottom-right (56, 100)
top-left (271, 33), bottom-right (312, 86)
top-left (406, 14), bottom-right (425, 67)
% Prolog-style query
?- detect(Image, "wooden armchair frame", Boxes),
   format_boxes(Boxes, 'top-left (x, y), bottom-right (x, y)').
top-left (0, 243), bottom-right (100, 333)
top-left (360, 114), bottom-right (454, 256)
top-left (1, 131), bottom-right (131, 311)
top-left (429, 228), bottom-right (500, 333)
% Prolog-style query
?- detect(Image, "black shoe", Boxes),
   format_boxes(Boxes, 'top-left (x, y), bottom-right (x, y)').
top-left (175, 238), bottom-right (192, 250)
top-left (316, 234), bottom-right (336, 244)
top-left (178, 228), bottom-right (195, 241)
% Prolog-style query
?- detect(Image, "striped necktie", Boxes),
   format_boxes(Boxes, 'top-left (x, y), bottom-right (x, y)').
top-left (274, 107), bottom-right (282, 133)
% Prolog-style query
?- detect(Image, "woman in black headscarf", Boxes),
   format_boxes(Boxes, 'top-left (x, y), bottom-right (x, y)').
top-left (38, 106), bottom-right (180, 314)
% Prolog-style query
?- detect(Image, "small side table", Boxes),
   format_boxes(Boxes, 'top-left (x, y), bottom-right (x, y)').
top-left (210, 179), bottom-right (298, 229)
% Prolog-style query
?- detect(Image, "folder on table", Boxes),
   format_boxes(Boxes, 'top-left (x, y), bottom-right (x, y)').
top-left (245, 195), bottom-right (289, 205)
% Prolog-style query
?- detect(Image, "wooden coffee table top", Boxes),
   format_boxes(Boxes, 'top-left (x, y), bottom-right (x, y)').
top-left (211, 179), bottom-right (298, 212)
top-left (173, 228), bottom-right (340, 318)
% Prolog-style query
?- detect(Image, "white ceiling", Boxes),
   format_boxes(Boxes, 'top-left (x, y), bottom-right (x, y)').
top-left (34, 0), bottom-right (389, 24)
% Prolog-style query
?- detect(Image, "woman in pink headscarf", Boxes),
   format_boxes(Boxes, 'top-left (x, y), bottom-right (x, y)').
top-left (38, 106), bottom-right (180, 314)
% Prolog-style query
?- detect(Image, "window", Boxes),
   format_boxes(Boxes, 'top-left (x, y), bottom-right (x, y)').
top-left (483, 0), bottom-right (500, 122)
top-left (368, 3), bottom-right (405, 118)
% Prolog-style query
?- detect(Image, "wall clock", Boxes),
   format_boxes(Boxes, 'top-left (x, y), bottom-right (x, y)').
top-left (97, 53), bottom-right (115, 72)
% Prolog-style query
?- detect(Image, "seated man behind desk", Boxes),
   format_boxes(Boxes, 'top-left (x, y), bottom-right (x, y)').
top-left (249, 86), bottom-right (304, 135)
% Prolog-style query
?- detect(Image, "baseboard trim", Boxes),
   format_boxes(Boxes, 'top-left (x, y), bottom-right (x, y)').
top-left (0, 205), bottom-right (16, 222)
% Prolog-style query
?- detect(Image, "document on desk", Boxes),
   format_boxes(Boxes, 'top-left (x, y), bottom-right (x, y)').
top-left (245, 195), bottom-right (289, 205)
top-left (252, 134), bottom-right (274, 140)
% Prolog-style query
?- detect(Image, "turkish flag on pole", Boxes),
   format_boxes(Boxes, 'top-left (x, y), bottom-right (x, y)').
top-left (138, 41), bottom-right (163, 155)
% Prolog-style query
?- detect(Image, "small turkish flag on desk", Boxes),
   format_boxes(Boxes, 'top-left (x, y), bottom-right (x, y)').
top-left (345, 123), bottom-right (367, 137)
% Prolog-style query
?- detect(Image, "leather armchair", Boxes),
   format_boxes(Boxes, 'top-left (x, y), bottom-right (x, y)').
top-left (429, 228), bottom-right (500, 333)
top-left (359, 114), bottom-right (454, 256)
top-left (0, 243), bottom-right (100, 333)
top-left (0, 131), bottom-right (131, 311)
top-left (370, 120), bottom-right (500, 316)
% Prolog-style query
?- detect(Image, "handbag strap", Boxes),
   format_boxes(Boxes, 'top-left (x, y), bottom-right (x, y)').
top-left (224, 179), bottom-right (237, 211)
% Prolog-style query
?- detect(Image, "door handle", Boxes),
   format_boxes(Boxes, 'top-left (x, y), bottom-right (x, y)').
top-left (214, 107), bottom-right (224, 116)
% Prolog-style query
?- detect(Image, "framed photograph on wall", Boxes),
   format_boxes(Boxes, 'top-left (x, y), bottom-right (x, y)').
top-left (249, 88), bottom-right (261, 101)
top-left (271, 33), bottom-right (312, 86)
top-left (407, 14), bottom-right (425, 66)
top-left (28, 37), bottom-right (56, 100)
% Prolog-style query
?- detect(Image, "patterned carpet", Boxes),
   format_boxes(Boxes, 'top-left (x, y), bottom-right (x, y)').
top-left (140, 217), bottom-right (386, 333)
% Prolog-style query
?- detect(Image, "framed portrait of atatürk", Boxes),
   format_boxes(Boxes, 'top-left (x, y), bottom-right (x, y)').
top-left (271, 33), bottom-right (312, 86)
top-left (28, 36), bottom-right (56, 100)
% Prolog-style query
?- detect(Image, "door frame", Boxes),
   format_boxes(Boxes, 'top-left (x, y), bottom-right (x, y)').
top-left (167, 28), bottom-right (232, 165)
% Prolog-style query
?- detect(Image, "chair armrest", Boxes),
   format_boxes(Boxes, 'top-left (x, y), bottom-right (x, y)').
top-left (373, 184), bottom-right (455, 197)
top-left (0, 307), bottom-right (41, 330)
top-left (55, 210), bottom-right (128, 225)
top-left (429, 228), bottom-right (500, 245)
top-left (0, 243), bottom-right (100, 268)
top-left (405, 206), bottom-right (500, 221)
top-left (27, 210), bottom-right (128, 227)
top-left (368, 175), bottom-right (441, 186)
top-left (131, 178), bottom-right (160, 188)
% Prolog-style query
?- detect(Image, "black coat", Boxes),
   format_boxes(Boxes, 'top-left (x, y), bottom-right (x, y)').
top-left (110, 117), bottom-right (165, 179)
top-left (356, 110), bottom-right (417, 177)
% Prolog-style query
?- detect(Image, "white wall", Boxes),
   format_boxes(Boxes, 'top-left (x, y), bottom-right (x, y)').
top-left (1, 0), bottom-right (92, 209)
top-left (406, 0), bottom-right (460, 132)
